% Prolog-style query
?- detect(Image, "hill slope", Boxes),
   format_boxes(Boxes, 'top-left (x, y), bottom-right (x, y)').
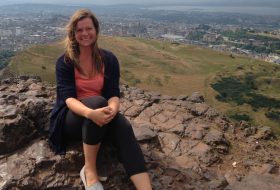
top-left (7, 36), bottom-right (280, 134)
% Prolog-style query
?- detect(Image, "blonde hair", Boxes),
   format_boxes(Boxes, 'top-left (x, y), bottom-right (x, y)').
top-left (64, 9), bottom-right (103, 75)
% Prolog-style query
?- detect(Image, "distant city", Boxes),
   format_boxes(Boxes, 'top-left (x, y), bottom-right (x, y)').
top-left (0, 3), bottom-right (280, 65)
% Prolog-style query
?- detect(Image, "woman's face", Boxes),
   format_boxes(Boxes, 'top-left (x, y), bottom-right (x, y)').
top-left (75, 17), bottom-right (97, 48)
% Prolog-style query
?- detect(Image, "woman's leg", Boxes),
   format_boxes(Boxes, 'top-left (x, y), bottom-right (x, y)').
top-left (64, 96), bottom-right (109, 187)
top-left (130, 173), bottom-right (152, 190)
top-left (107, 113), bottom-right (152, 189)
top-left (83, 143), bottom-right (101, 186)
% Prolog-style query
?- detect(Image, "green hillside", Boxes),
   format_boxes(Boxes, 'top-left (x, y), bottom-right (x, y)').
top-left (7, 36), bottom-right (280, 135)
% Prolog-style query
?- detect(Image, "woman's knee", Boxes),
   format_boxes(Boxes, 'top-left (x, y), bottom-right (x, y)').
top-left (81, 96), bottom-right (108, 109)
top-left (110, 114), bottom-right (137, 142)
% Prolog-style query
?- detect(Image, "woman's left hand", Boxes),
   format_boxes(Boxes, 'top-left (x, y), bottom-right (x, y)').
top-left (105, 97), bottom-right (120, 124)
top-left (104, 106), bottom-right (118, 124)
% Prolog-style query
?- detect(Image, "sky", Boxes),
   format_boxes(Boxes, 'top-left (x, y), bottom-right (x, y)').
top-left (0, 0), bottom-right (279, 7)
top-left (0, 0), bottom-right (204, 5)
top-left (0, 0), bottom-right (276, 5)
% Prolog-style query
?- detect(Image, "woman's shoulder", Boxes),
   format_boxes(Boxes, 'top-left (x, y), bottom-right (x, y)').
top-left (56, 53), bottom-right (74, 68)
top-left (57, 54), bottom-right (65, 62)
top-left (100, 48), bottom-right (118, 66)
top-left (100, 48), bottom-right (117, 59)
top-left (56, 53), bottom-right (66, 65)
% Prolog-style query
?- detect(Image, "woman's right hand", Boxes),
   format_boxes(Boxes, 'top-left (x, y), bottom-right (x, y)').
top-left (85, 107), bottom-right (113, 127)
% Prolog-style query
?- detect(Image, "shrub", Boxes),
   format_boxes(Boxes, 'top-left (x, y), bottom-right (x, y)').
top-left (265, 111), bottom-right (280, 122)
top-left (229, 113), bottom-right (251, 122)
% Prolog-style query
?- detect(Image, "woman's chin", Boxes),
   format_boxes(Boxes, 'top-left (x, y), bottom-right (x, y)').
top-left (79, 43), bottom-right (93, 48)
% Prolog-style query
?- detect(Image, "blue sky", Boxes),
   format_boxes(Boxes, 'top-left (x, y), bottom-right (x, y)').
top-left (0, 0), bottom-right (279, 7)
top-left (0, 1), bottom-right (209, 5)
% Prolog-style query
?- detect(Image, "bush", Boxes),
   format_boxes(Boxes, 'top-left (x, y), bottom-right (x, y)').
top-left (265, 111), bottom-right (280, 122)
top-left (229, 113), bottom-right (251, 122)
top-left (211, 76), bottom-right (280, 109)
top-left (0, 50), bottom-right (15, 70)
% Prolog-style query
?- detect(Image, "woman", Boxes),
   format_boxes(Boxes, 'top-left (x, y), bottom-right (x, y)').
top-left (49, 9), bottom-right (152, 190)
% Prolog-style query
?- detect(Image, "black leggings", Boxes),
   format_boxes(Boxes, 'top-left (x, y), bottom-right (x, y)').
top-left (63, 96), bottom-right (147, 177)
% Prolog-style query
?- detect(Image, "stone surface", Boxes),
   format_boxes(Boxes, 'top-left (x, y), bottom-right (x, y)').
top-left (132, 123), bottom-right (157, 141)
top-left (226, 174), bottom-right (280, 190)
top-left (0, 76), bottom-right (279, 189)
top-left (187, 92), bottom-right (205, 103)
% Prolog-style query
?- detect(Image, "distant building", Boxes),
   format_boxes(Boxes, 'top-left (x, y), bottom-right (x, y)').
top-left (203, 33), bottom-right (222, 42)
top-left (265, 54), bottom-right (280, 64)
top-left (236, 48), bottom-right (251, 55)
top-left (160, 34), bottom-right (185, 42)
top-left (0, 29), bottom-right (13, 37)
top-left (15, 27), bottom-right (24, 36)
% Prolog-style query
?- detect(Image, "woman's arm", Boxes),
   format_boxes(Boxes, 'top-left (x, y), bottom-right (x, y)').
top-left (66, 97), bottom-right (112, 126)
top-left (105, 96), bottom-right (120, 122)
top-left (108, 96), bottom-right (120, 114)
top-left (65, 97), bottom-right (92, 118)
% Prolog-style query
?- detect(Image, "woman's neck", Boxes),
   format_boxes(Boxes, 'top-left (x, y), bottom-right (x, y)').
top-left (79, 46), bottom-right (92, 60)
top-left (78, 46), bottom-right (94, 78)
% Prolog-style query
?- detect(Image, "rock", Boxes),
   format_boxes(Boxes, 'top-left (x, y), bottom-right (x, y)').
top-left (158, 175), bottom-right (174, 189)
top-left (0, 85), bottom-right (8, 91)
top-left (187, 92), bottom-right (204, 103)
top-left (214, 117), bottom-right (230, 131)
top-left (142, 104), bottom-right (163, 117)
top-left (0, 76), bottom-right (279, 189)
top-left (188, 142), bottom-right (218, 165)
top-left (132, 123), bottom-right (157, 141)
top-left (163, 104), bottom-right (178, 112)
top-left (190, 103), bottom-right (209, 116)
top-left (250, 164), bottom-right (279, 175)
top-left (224, 171), bottom-right (239, 186)
top-left (239, 120), bottom-right (250, 129)
top-left (28, 83), bottom-right (43, 91)
top-left (158, 132), bottom-right (180, 156)
top-left (177, 95), bottom-right (188, 101)
top-left (0, 115), bottom-right (37, 154)
top-left (191, 130), bottom-right (204, 140)
top-left (174, 155), bottom-right (201, 173)
top-left (244, 126), bottom-right (257, 137)
top-left (151, 113), bottom-right (169, 125)
top-left (124, 105), bottom-right (143, 117)
top-left (255, 126), bottom-right (274, 140)
top-left (120, 99), bottom-right (133, 113)
top-left (205, 107), bottom-right (220, 119)
top-left (134, 99), bottom-right (146, 106)
top-left (226, 174), bottom-right (280, 190)
top-left (161, 95), bottom-right (174, 100)
top-left (208, 177), bottom-right (228, 190)
top-left (0, 139), bottom-right (59, 189)
top-left (182, 112), bottom-right (195, 122)
top-left (203, 129), bottom-right (229, 149)
top-left (0, 105), bottom-right (17, 119)
top-left (185, 120), bottom-right (209, 138)
top-left (157, 118), bottom-right (182, 132)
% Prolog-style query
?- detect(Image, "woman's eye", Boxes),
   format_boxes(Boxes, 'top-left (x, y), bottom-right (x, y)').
top-left (76, 27), bottom-right (94, 33)
top-left (86, 27), bottom-right (93, 31)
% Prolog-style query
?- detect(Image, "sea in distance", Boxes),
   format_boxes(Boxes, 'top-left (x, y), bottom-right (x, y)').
top-left (147, 6), bottom-right (280, 16)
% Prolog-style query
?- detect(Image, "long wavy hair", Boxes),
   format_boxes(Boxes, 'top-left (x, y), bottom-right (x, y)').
top-left (64, 9), bottom-right (103, 75)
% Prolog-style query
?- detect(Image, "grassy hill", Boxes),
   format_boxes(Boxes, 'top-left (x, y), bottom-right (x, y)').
top-left (7, 36), bottom-right (280, 135)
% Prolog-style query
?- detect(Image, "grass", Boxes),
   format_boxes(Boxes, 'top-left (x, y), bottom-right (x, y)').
top-left (251, 32), bottom-right (280, 40)
top-left (7, 36), bottom-right (280, 135)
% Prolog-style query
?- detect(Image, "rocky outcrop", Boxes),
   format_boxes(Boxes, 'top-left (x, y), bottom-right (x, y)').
top-left (0, 76), bottom-right (279, 190)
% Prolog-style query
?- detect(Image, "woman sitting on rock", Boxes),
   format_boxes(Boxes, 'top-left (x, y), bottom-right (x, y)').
top-left (49, 9), bottom-right (152, 190)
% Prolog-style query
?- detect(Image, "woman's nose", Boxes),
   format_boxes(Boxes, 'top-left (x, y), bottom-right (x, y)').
top-left (81, 29), bottom-right (88, 35)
